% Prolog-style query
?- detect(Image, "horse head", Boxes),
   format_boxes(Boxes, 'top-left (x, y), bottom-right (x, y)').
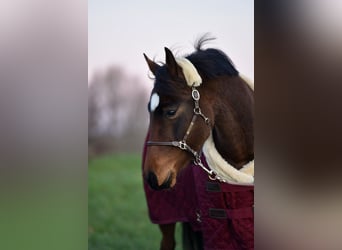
top-left (143, 48), bottom-right (213, 190)
top-left (143, 42), bottom-right (254, 190)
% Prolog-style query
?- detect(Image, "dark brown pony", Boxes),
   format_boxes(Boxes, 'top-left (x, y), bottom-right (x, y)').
top-left (143, 38), bottom-right (254, 250)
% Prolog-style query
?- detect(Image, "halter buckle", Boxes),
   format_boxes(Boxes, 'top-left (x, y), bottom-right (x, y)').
top-left (192, 88), bottom-right (200, 101)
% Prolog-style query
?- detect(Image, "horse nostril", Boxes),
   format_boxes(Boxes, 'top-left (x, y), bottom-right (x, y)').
top-left (146, 171), bottom-right (172, 190)
top-left (146, 171), bottom-right (159, 190)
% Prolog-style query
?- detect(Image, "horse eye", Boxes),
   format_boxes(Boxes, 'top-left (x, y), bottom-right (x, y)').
top-left (165, 109), bottom-right (177, 118)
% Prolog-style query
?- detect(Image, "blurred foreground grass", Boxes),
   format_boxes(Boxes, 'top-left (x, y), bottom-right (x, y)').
top-left (88, 154), bottom-right (181, 249)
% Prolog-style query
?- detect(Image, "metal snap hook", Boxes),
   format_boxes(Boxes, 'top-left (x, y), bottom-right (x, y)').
top-left (208, 172), bottom-right (218, 181)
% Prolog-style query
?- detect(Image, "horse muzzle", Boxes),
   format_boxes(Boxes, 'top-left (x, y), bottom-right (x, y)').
top-left (145, 171), bottom-right (173, 190)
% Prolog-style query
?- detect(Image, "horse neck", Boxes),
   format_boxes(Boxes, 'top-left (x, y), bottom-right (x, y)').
top-left (207, 76), bottom-right (254, 169)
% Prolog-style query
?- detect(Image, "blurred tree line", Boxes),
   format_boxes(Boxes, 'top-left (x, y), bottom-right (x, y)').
top-left (88, 66), bottom-right (150, 157)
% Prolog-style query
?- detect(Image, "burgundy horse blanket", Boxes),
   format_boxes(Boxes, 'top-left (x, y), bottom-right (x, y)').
top-left (142, 143), bottom-right (254, 250)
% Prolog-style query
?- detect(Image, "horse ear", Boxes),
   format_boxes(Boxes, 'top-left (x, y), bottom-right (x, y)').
top-left (164, 47), bottom-right (180, 77)
top-left (143, 53), bottom-right (159, 76)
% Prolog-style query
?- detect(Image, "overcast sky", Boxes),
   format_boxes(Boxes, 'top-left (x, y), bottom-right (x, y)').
top-left (88, 0), bottom-right (254, 85)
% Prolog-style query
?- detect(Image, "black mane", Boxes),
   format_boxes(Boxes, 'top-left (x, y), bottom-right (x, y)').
top-left (186, 48), bottom-right (239, 80)
top-left (153, 36), bottom-right (239, 97)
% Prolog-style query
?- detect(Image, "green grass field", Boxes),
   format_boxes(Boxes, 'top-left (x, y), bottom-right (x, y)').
top-left (88, 154), bottom-right (181, 250)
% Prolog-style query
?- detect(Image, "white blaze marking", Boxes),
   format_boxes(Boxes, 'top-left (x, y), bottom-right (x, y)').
top-left (150, 93), bottom-right (160, 112)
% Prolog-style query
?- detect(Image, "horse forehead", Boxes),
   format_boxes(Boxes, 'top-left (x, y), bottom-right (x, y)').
top-left (149, 92), bottom-right (160, 112)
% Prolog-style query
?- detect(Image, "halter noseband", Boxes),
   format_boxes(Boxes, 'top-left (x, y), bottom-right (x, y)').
top-left (146, 87), bottom-right (219, 178)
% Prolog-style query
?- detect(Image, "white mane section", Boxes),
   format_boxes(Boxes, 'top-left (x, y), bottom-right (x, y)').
top-left (176, 58), bottom-right (202, 87)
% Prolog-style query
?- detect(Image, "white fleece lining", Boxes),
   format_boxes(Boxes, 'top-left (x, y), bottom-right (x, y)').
top-left (202, 133), bottom-right (254, 185)
top-left (176, 58), bottom-right (202, 87)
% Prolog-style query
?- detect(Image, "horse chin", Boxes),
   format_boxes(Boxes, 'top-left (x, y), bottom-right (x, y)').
top-left (169, 174), bottom-right (177, 188)
top-left (168, 157), bottom-right (192, 188)
top-left (162, 171), bottom-right (177, 189)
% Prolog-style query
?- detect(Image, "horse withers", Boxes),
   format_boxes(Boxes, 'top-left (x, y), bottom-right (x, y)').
top-left (142, 36), bottom-right (254, 250)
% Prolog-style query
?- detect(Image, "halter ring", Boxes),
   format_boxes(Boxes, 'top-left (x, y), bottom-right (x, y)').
top-left (179, 141), bottom-right (187, 150)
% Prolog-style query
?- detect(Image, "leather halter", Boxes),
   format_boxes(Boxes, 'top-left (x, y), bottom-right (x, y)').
top-left (146, 87), bottom-right (221, 179)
